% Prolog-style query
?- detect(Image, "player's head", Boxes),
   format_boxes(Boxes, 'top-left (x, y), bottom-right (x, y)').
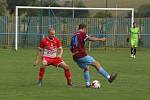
top-left (48, 28), bottom-right (55, 39)
top-left (133, 22), bottom-right (138, 28)
top-left (79, 24), bottom-right (86, 32)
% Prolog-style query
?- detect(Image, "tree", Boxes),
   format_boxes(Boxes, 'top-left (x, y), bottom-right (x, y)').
top-left (7, 0), bottom-right (29, 14)
top-left (128, 4), bottom-right (150, 18)
top-left (7, 0), bottom-right (39, 15)
top-left (58, 1), bottom-right (90, 18)
top-left (58, 1), bottom-right (72, 17)
top-left (42, 0), bottom-right (61, 16)
top-left (137, 4), bottom-right (150, 17)
top-left (0, 0), bottom-right (8, 16)
top-left (93, 11), bottom-right (112, 18)
top-left (74, 1), bottom-right (90, 18)
top-left (44, 0), bottom-right (90, 17)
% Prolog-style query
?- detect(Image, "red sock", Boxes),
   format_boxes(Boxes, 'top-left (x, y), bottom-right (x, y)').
top-left (64, 69), bottom-right (72, 85)
top-left (39, 67), bottom-right (45, 80)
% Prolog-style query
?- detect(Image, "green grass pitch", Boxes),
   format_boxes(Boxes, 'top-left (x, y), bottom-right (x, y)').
top-left (0, 48), bottom-right (150, 100)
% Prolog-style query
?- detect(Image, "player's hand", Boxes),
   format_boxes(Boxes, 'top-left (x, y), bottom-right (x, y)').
top-left (34, 60), bottom-right (38, 67)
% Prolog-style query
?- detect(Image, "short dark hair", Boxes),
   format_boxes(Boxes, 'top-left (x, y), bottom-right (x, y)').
top-left (79, 24), bottom-right (86, 29)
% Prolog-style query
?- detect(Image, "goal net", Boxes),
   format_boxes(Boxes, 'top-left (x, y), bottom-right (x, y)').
top-left (15, 6), bottom-right (134, 50)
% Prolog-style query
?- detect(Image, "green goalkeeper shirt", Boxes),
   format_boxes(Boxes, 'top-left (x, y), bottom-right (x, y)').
top-left (130, 27), bottom-right (140, 40)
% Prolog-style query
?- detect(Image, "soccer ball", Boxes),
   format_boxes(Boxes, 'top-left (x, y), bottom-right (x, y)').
top-left (91, 80), bottom-right (101, 89)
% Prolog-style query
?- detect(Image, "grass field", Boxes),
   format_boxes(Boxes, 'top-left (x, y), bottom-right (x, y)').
top-left (0, 48), bottom-right (150, 100)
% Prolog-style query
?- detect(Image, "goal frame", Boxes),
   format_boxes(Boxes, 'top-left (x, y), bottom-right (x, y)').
top-left (15, 6), bottom-right (134, 51)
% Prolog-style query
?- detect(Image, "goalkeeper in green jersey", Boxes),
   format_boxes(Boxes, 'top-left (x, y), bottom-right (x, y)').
top-left (128, 22), bottom-right (141, 58)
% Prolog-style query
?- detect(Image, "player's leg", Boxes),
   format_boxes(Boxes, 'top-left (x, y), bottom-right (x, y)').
top-left (37, 57), bottom-right (49, 86)
top-left (91, 61), bottom-right (117, 83)
top-left (134, 47), bottom-right (136, 56)
top-left (131, 40), bottom-right (138, 58)
top-left (130, 47), bottom-right (134, 58)
top-left (77, 56), bottom-right (110, 79)
top-left (78, 55), bottom-right (117, 83)
top-left (133, 40), bottom-right (138, 58)
top-left (58, 62), bottom-right (72, 86)
top-left (76, 62), bottom-right (91, 88)
top-left (130, 40), bottom-right (134, 58)
top-left (37, 66), bottom-right (45, 86)
top-left (54, 58), bottom-right (72, 86)
top-left (132, 46), bottom-right (136, 58)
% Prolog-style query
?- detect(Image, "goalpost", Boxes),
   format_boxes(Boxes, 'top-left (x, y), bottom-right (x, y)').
top-left (15, 6), bottom-right (134, 51)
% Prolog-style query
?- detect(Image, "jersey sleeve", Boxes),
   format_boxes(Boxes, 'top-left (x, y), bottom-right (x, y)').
top-left (82, 32), bottom-right (89, 41)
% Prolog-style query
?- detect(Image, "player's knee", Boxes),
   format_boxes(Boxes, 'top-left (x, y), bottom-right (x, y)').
top-left (64, 64), bottom-right (70, 69)
top-left (42, 60), bottom-right (48, 66)
top-left (83, 67), bottom-right (89, 72)
top-left (59, 63), bottom-right (70, 70)
top-left (92, 61), bottom-right (101, 70)
top-left (92, 61), bottom-right (100, 67)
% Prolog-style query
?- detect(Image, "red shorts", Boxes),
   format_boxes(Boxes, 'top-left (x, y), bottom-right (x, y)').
top-left (42, 56), bottom-right (64, 67)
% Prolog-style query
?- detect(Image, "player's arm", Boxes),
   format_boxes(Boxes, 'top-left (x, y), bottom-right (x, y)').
top-left (57, 47), bottom-right (63, 58)
top-left (56, 38), bottom-right (63, 58)
top-left (87, 36), bottom-right (106, 42)
top-left (34, 48), bottom-right (42, 67)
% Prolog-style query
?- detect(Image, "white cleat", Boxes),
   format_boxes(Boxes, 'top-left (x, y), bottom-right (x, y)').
top-left (133, 55), bottom-right (136, 58)
top-left (130, 54), bottom-right (134, 58)
top-left (37, 80), bottom-right (43, 87)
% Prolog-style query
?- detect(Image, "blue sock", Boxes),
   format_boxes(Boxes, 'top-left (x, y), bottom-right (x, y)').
top-left (98, 67), bottom-right (110, 79)
top-left (84, 71), bottom-right (90, 86)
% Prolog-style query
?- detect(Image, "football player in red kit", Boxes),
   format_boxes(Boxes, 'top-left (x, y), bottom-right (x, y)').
top-left (34, 28), bottom-right (72, 86)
